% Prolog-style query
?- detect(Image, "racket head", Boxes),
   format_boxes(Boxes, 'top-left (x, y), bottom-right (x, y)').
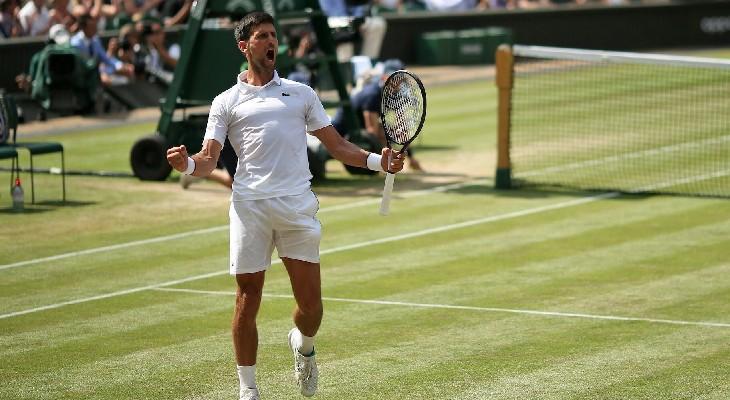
top-left (379, 70), bottom-right (427, 150)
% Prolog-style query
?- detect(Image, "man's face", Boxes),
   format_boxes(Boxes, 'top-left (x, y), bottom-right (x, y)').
top-left (240, 23), bottom-right (278, 71)
top-left (84, 18), bottom-right (98, 37)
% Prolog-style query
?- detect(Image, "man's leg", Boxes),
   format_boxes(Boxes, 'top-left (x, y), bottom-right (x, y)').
top-left (283, 257), bottom-right (323, 337)
top-left (283, 257), bottom-right (322, 397)
top-left (233, 271), bottom-right (266, 398)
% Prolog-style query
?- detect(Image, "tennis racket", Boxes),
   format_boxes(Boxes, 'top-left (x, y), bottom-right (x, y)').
top-left (379, 70), bottom-right (427, 216)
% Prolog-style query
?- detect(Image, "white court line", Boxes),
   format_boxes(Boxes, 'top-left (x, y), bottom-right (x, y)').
top-left (0, 191), bottom-right (612, 320)
top-left (154, 287), bottom-right (730, 329)
top-left (0, 271), bottom-right (225, 320)
top-left (0, 179), bottom-right (488, 272)
top-left (1, 170), bottom-right (723, 320)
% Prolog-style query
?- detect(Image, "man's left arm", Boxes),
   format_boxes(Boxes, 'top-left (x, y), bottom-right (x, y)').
top-left (311, 125), bottom-right (404, 173)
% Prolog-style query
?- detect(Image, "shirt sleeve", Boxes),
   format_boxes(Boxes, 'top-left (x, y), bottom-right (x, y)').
top-left (304, 86), bottom-right (332, 133)
top-left (203, 94), bottom-right (229, 146)
top-left (362, 85), bottom-right (381, 113)
top-left (93, 38), bottom-right (122, 71)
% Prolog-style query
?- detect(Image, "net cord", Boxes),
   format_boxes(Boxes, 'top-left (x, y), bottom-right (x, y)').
top-left (513, 45), bottom-right (730, 70)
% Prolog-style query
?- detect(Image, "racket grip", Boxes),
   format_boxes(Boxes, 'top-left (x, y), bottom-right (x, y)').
top-left (379, 172), bottom-right (396, 216)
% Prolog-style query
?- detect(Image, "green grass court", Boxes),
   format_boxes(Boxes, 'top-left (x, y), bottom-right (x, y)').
top-left (1, 60), bottom-right (729, 399)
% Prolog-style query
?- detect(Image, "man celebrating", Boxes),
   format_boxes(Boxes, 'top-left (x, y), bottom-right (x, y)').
top-left (166, 11), bottom-right (403, 400)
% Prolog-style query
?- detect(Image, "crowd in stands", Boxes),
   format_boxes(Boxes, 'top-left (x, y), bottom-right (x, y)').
top-left (0, 0), bottom-right (669, 41)
top-left (2, 0), bottom-right (664, 117)
top-left (1, 0), bottom-right (191, 39)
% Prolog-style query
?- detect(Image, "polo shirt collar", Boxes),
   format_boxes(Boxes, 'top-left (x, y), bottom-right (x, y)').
top-left (237, 70), bottom-right (282, 92)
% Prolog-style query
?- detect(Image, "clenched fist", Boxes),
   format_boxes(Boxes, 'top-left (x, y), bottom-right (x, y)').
top-left (167, 145), bottom-right (190, 173)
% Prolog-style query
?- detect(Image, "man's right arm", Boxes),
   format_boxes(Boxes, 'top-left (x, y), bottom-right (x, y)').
top-left (167, 138), bottom-right (223, 177)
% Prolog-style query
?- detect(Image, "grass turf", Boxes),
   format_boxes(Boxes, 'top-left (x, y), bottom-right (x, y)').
top-left (1, 70), bottom-right (729, 399)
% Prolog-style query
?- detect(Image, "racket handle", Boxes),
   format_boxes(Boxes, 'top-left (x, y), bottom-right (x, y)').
top-left (379, 172), bottom-right (396, 216)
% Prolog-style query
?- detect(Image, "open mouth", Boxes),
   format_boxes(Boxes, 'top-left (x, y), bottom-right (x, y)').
top-left (266, 49), bottom-right (275, 62)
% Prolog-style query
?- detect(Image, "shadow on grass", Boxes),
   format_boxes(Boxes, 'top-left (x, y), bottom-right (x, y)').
top-left (312, 170), bottom-right (475, 198)
top-left (0, 200), bottom-right (96, 214)
top-left (488, 183), bottom-right (662, 202)
top-left (409, 144), bottom-right (458, 153)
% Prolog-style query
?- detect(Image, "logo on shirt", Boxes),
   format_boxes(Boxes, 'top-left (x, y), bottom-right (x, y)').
top-left (281, 92), bottom-right (291, 96)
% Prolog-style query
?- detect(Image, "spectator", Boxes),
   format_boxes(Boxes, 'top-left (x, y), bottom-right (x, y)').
top-left (18, 0), bottom-right (51, 36)
top-left (284, 25), bottom-right (320, 87)
top-left (318, 0), bottom-right (387, 62)
top-left (71, 0), bottom-right (119, 31)
top-left (331, 59), bottom-right (423, 171)
top-left (0, 0), bottom-right (22, 38)
top-left (47, 20), bottom-right (69, 43)
top-left (136, 19), bottom-right (179, 83)
top-left (158, 0), bottom-right (190, 26)
top-left (113, 22), bottom-right (145, 73)
top-left (120, 0), bottom-right (163, 21)
top-left (48, 0), bottom-right (75, 31)
top-left (15, 23), bottom-right (70, 92)
top-left (70, 13), bottom-right (134, 85)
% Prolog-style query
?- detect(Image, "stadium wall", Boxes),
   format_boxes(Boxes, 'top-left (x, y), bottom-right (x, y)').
top-left (2, 1), bottom-right (730, 92)
top-left (380, 1), bottom-right (730, 63)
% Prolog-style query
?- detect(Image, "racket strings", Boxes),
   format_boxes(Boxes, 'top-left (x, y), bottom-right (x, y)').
top-left (382, 74), bottom-right (424, 145)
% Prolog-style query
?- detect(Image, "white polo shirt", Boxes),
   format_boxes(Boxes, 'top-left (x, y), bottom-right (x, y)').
top-left (204, 70), bottom-right (331, 201)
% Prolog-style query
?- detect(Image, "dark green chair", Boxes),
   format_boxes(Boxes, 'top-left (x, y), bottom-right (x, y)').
top-left (0, 116), bottom-right (20, 196)
top-left (0, 93), bottom-right (66, 203)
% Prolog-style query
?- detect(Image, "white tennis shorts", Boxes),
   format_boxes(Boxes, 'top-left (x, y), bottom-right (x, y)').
top-left (229, 190), bottom-right (321, 275)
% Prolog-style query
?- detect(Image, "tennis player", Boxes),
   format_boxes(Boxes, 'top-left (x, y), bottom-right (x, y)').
top-left (166, 11), bottom-right (403, 400)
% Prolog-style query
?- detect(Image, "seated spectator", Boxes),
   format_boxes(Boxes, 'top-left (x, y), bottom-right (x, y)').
top-left (331, 59), bottom-right (423, 171)
top-left (70, 13), bottom-right (134, 85)
top-left (48, 0), bottom-right (76, 31)
top-left (113, 22), bottom-right (145, 74)
top-left (139, 19), bottom-right (179, 83)
top-left (15, 23), bottom-right (69, 91)
top-left (16, 23), bottom-right (99, 115)
top-left (72, 0), bottom-right (120, 31)
top-left (284, 25), bottom-right (319, 87)
top-left (48, 20), bottom-right (69, 43)
top-left (120, 0), bottom-right (163, 21)
top-left (0, 0), bottom-right (22, 38)
top-left (18, 0), bottom-right (51, 36)
top-left (319, 0), bottom-right (387, 62)
top-left (158, 0), bottom-right (190, 26)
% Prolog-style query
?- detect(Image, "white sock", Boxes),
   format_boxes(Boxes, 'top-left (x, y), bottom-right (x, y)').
top-left (295, 329), bottom-right (315, 356)
top-left (237, 365), bottom-right (257, 390)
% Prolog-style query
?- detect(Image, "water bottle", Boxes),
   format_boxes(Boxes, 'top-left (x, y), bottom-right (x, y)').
top-left (11, 177), bottom-right (24, 212)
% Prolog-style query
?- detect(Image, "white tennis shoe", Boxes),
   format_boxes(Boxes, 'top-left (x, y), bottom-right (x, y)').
top-left (288, 328), bottom-right (319, 397)
top-left (239, 387), bottom-right (260, 400)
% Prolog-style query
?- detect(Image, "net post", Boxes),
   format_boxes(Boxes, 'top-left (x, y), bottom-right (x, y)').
top-left (495, 44), bottom-right (514, 189)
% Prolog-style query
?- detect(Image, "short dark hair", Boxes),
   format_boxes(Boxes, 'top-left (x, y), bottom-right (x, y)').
top-left (234, 11), bottom-right (275, 43)
top-left (77, 13), bottom-right (93, 30)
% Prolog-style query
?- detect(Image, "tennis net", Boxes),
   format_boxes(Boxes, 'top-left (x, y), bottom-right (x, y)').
top-left (495, 45), bottom-right (730, 198)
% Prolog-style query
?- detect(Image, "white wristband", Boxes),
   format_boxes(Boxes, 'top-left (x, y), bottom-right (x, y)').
top-left (184, 157), bottom-right (196, 175)
top-left (366, 152), bottom-right (384, 172)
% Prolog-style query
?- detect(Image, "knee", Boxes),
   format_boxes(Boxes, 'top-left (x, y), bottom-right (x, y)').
top-left (233, 290), bottom-right (262, 326)
top-left (299, 297), bottom-right (323, 319)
